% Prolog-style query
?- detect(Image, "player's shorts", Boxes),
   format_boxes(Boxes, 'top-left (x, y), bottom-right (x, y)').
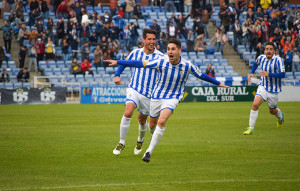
top-left (255, 85), bottom-right (278, 109)
top-left (126, 88), bottom-right (150, 116)
top-left (150, 98), bottom-right (180, 118)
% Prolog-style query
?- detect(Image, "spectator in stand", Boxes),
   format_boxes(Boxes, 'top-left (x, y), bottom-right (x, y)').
top-left (279, 10), bottom-right (287, 31)
top-left (125, 0), bottom-right (135, 20)
top-left (8, 10), bottom-right (16, 25)
top-left (41, 0), bottom-right (49, 19)
top-left (110, 0), bottom-right (118, 15)
top-left (242, 18), bottom-right (250, 45)
top-left (56, 19), bottom-right (65, 46)
top-left (260, 0), bottom-right (271, 10)
top-left (233, 19), bottom-right (243, 51)
top-left (129, 22), bottom-right (139, 48)
top-left (79, 23), bottom-right (90, 46)
top-left (246, 7), bottom-right (255, 22)
top-left (29, 29), bottom-right (40, 45)
top-left (184, 0), bottom-right (192, 13)
top-left (94, 45), bottom-right (103, 68)
top-left (45, 38), bottom-right (55, 61)
top-left (150, 20), bottom-right (161, 40)
top-left (69, 32), bottom-right (79, 59)
top-left (160, 32), bottom-right (168, 53)
top-left (194, 34), bottom-right (206, 52)
top-left (205, 64), bottom-right (215, 78)
top-left (28, 45), bottom-right (38, 73)
top-left (200, 9), bottom-right (214, 38)
top-left (0, 44), bottom-right (5, 68)
top-left (117, 49), bottom-right (127, 60)
top-left (255, 7), bottom-right (264, 22)
top-left (17, 68), bottom-right (30, 82)
top-left (81, 10), bottom-right (91, 26)
top-left (57, 1), bottom-right (68, 18)
top-left (6, 0), bottom-right (16, 12)
top-left (117, 6), bottom-right (124, 18)
top-left (28, 9), bottom-right (36, 27)
top-left (89, 32), bottom-right (98, 46)
top-left (172, 13), bottom-right (190, 39)
top-left (15, 2), bottom-right (24, 25)
top-left (219, 2), bottom-right (231, 33)
top-left (30, 0), bottom-right (39, 11)
top-left (285, 47), bottom-right (293, 72)
top-left (248, 26), bottom-right (259, 53)
top-left (281, 36), bottom-right (295, 55)
top-left (0, 20), bottom-right (13, 54)
top-left (81, 59), bottom-right (93, 75)
top-left (99, 36), bottom-right (108, 54)
top-left (35, 20), bottom-right (45, 34)
top-left (133, 5), bottom-right (143, 19)
top-left (288, 8), bottom-right (297, 29)
top-left (71, 58), bottom-right (82, 75)
top-left (186, 29), bottom-right (195, 52)
top-left (1, 69), bottom-right (10, 83)
top-left (19, 46), bottom-right (27, 68)
top-left (36, 38), bottom-right (45, 66)
top-left (103, 49), bottom-right (112, 60)
top-left (80, 41), bottom-right (90, 61)
top-left (61, 39), bottom-right (69, 61)
top-left (261, 20), bottom-right (269, 44)
top-left (167, 21), bottom-right (177, 39)
top-left (255, 42), bottom-right (264, 59)
top-left (164, 0), bottom-right (176, 13)
top-left (103, 11), bottom-right (112, 27)
top-left (292, 47), bottom-right (300, 72)
top-left (123, 25), bottom-right (130, 50)
top-left (211, 27), bottom-right (225, 55)
top-left (113, 14), bottom-right (126, 31)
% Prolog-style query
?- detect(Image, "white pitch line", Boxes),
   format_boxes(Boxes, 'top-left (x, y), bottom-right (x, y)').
top-left (1, 179), bottom-right (299, 191)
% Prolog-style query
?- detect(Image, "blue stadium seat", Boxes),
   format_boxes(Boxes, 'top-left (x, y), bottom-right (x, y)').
top-left (202, 59), bottom-right (211, 65)
top-left (23, 83), bottom-right (31, 88)
top-left (85, 75), bottom-right (94, 82)
top-left (94, 74), bottom-right (102, 82)
top-left (53, 68), bottom-right (62, 76)
top-left (14, 83), bottom-right (23, 88)
top-left (76, 75), bottom-right (85, 82)
top-left (194, 59), bottom-right (202, 66)
top-left (81, 82), bottom-right (90, 87)
top-left (214, 52), bottom-right (222, 59)
top-left (90, 81), bottom-right (99, 87)
top-left (243, 52), bottom-right (251, 62)
top-left (44, 68), bottom-right (53, 76)
top-left (66, 75), bottom-right (76, 82)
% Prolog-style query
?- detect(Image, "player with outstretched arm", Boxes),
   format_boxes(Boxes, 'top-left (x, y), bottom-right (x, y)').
top-left (244, 42), bottom-right (285, 135)
top-left (112, 29), bottom-right (164, 156)
top-left (105, 38), bottom-right (229, 162)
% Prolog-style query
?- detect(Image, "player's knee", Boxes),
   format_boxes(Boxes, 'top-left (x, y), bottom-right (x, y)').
top-left (252, 104), bottom-right (259, 111)
top-left (138, 117), bottom-right (147, 125)
top-left (269, 108), bottom-right (277, 115)
top-left (157, 119), bottom-right (166, 127)
top-left (123, 111), bottom-right (133, 118)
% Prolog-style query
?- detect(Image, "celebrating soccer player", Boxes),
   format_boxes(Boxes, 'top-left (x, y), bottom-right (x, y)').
top-left (105, 38), bottom-right (229, 162)
top-left (112, 29), bottom-right (164, 156)
top-left (244, 42), bottom-right (285, 135)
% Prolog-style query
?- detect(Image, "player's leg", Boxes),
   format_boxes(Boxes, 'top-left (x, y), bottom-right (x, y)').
top-left (134, 113), bottom-right (148, 155)
top-left (267, 93), bottom-right (284, 128)
top-left (244, 95), bottom-right (263, 135)
top-left (113, 102), bottom-right (136, 156)
top-left (142, 99), bottom-right (179, 162)
top-left (149, 116), bottom-right (158, 134)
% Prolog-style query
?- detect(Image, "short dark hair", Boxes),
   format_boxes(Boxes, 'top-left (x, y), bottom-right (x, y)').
top-left (143, 28), bottom-right (157, 39)
top-left (265, 42), bottom-right (275, 49)
top-left (168, 38), bottom-right (181, 49)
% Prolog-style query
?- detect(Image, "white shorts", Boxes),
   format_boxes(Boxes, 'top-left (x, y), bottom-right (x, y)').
top-left (256, 85), bottom-right (278, 109)
top-left (126, 88), bottom-right (150, 116)
top-left (150, 99), bottom-right (180, 118)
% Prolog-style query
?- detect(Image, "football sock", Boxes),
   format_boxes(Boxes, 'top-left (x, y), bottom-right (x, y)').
top-left (275, 108), bottom-right (283, 120)
top-left (149, 125), bottom-right (156, 135)
top-left (119, 115), bottom-right (131, 145)
top-left (146, 126), bottom-right (165, 154)
top-left (249, 110), bottom-right (258, 130)
top-left (137, 121), bottom-right (147, 142)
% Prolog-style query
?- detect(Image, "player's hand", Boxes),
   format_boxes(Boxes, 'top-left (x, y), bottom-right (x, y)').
top-left (260, 71), bottom-right (269, 77)
top-left (103, 60), bottom-right (117, 66)
top-left (248, 73), bottom-right (254, 82)
top-left (218, 83), bottom-right (229, 88)
top-left (114, 76), bottom-right (123, 85)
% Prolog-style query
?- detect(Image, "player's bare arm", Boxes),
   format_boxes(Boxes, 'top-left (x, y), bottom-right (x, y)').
top-left (248, 73), bottom-right (254, 81)
top-left (114, 76), bottom-right (123, 85)
top-left (219, 83), bottom-right (230, 88)
top-left (104, 60), bottom-right (117, 66)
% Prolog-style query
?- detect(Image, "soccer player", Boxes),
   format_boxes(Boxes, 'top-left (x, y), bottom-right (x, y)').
top-left (112, 29), bottom-right (164, 156)
top-left (105, 38), bottom-right (229, 162)
top-left (244, 42), bottom-right (285, 135)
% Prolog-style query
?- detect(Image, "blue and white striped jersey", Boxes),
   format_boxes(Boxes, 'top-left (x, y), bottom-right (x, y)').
top-left (127, 48), bottom-right (164, 98)
top-left (255, 55), bottom-right (285, 93)
top-left (143, 56), bottom-right (203, 100)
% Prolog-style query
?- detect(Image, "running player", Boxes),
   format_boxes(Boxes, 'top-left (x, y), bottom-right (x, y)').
top-left (105, 38), bottom-right (229, 162)
top-left (244, 41), bottom-right (285, 135)
top-left (112, 29), bottom-right (164, 156)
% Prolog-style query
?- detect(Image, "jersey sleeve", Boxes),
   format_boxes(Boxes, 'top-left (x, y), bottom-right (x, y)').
top-left (143, 56), bottom-right (163, 69)
top-left (277, 57), bottom-right (285, 73)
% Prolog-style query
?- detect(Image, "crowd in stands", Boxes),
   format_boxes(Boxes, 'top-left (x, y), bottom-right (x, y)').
top-left (0, 0), bottom-right (300, 86)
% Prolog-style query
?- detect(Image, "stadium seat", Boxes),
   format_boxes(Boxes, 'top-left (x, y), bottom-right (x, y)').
top-left (22, 83), bottom-right (31, 88)
top-left (44, 68), bottom-right (53, 76)
top-left (76, 75), bottom-right (85, 82)
top-left (194, 59), bottom-right (202, 66)
top-left (14, 83), bottom-right (23, 88)
top-left (94, 74), bottom-right (102, 82)
top-left (85, 75), bottom-right (94, 82)
top-left (90, 82), bottom-right (99, 87)
top-left (66, 75), bottom-right (76, 82)
top-left (243, 52), bottom-right (251, 62)
top-left (81, 82), bottom-right (90, 87)
top-left (202, 59), bottom-right (211, 65)
top-left (214, 52), bottom-right (222, 59)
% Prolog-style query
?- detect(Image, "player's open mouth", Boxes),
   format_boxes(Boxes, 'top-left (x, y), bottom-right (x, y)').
top-left (169, 55), bottom-right (174, 59)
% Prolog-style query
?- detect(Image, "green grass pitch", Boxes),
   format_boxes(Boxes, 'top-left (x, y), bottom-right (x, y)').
top-left (0, 102), bottom-right (299, 191)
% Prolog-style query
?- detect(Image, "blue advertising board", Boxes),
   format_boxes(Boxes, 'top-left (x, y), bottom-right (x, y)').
top-left (81, 86), bottom-right (127, 104)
